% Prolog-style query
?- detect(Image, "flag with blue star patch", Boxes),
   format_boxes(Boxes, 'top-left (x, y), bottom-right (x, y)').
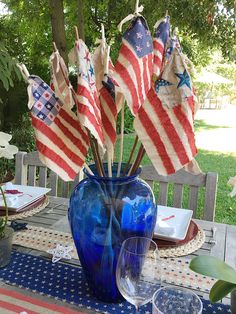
top-left (156, 48), bottom-right (194, 108)
top-left (113, 16), bottom-right (153, 115)
top-left (69, 39), bottom-right (104, 149)
top-left (27, 75), bottom-right (89, 181)
top-left (134, 42), bottom-right (197, 176)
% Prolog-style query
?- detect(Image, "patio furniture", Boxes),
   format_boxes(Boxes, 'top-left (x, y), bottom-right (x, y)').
top-left (140, 165), bottom-right (218, 221)
top-left (14, 151), bottom-right (84, 198)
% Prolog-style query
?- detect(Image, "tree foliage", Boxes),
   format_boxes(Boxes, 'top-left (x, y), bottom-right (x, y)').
top-left (0, 0), bottom-right (235, 130)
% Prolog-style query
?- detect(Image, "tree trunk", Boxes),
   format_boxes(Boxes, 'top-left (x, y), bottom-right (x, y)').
top-left (77, 0), bottom-right (85, 41)
top-left (48, 0), bottom-right (68, 64)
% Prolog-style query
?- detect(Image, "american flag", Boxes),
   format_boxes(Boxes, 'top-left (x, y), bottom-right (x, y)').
top-left (69, 39), bottom-right (104, 149)
top-left (93, 43), bottom-right (119, 161)
top-left (100, 75), bottom-right (118, 160)
top-left (134, 40), bottom-right (197, 176)
top-left (113, 16), bottom-right (153, 115)
top-left (27, 75), bottom-right (89, 181)
top-left (153, 16), bottom-right (170, 78)
top-left (50, 51), bottom-right (74, 109)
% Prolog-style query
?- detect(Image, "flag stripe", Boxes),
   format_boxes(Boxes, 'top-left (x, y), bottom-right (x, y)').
top-left (100, 87), bottom-right (117, 118)
top-left (34, 123), bottom-right (85, 173)
top-left (153, 40), bottom-right (164, 55)
top-left (100, 105), bottom-right (116, 143)
top-left (0, 307), bottom-right (14, 314)
top-left (136, 106), bottom-right (175, 174)
top-left (59, 107), bottom-right (89, 146)
top-left (120, 44), bottom-right (144, 105)
top-left (77, 101), bottom-right (104, 142)
top-left (115, 61), bottom-right (140, 114)
top-left (77, 85), bottom-right (101, 123)
top-left (148, 89), bottom-right (190, 165)
top-left (36, 140), bottom-right (77, 180)
top-left (0, 299), bottom-right (38, 314)
top-left (32, 116), bottom-right (84, 167)
top-left (54, 117), bottom-right (87, 157)
top-left (173, 104), bottom-right (197, 155)
top-left (142, 55), bottom-right (149, 95)
top-left (0, 287), bottom-right (82, 314)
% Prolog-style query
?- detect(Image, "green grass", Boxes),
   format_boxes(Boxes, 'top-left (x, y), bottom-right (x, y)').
top-left (194, 119), bottom-right (230, 132)
top-left (114, 133), bottom-right (236, 225)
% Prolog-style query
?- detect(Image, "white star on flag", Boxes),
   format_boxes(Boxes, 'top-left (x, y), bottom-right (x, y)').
top-left (136, 32), bottom-right (143, 39)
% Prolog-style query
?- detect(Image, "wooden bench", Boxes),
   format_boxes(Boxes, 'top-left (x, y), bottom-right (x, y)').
top-left (140, 165), bottom-right (218, 221)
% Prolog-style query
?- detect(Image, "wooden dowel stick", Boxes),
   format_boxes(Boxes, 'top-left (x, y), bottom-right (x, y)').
top-left (128, 144), bottom-right (145, 176)
top-left (83, 163), bottom-right (94, 175)
top-left (135, 0), bottom-right (140, 14)
top-left (74, 26), bottom-right (79, 41)
top-left (123, 135), bottom-right (138, 175)
top-left (132, 146), bottom-right (145, 175)
top-left (107, 151), bottom-right (112, 177)
top-left (94, 138), bottom-right (105, 176)
top-left (88, 133), bottom-right (103, 177)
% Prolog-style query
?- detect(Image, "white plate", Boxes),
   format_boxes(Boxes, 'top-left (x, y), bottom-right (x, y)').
top-left (153, 205), bottom-right (193, 241)
top-left (0, 184), bottom-right (51, 212)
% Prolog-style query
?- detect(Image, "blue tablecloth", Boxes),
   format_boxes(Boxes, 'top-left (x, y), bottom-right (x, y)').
top-left (0, 251), bottom-right (231, 313)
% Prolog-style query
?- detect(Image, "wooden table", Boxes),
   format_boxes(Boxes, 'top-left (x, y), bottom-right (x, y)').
top-left (1, 196), bottom-right (235, 312)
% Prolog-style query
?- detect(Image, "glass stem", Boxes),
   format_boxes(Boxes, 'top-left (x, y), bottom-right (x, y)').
top-left (135, 305), bottom-right (140, 314)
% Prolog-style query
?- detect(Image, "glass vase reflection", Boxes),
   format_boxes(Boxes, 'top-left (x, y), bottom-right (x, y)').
top-left (68, 164), bottom-right (157, 302)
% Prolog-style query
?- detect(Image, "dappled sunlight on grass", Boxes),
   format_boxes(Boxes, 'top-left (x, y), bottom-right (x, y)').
top-left (194, 119), bottom-right (230, 132)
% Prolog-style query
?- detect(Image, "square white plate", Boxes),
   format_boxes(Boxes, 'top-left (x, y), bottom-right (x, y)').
top-left (153, 205), bottom-right (193, 241)
top-left (0, 185), bottom-right (51, 212)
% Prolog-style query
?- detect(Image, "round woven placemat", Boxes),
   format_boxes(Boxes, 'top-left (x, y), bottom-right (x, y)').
top-left (7, 196), bottom-right (49, 220)
top-left (159, 224), bottom-right (205, 257)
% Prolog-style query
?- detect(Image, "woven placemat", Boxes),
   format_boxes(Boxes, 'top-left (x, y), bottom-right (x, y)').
top-left (159, 225), bottom-right (205, 257)
top-left (7, 196), bottom-right (49, 221)
top-left (13, 223), bottom-right (205, 259)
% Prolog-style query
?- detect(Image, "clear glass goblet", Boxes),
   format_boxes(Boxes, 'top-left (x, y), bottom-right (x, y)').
top-left (152, 286), bottom-right (203, 314)
top-left (116, 236), bottom-right (162, 314)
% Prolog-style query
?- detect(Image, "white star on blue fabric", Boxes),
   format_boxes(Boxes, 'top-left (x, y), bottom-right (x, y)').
top-left (175, 69), bottom-right (191, 89)
top-left (155, 79), bottom-right (173, 93)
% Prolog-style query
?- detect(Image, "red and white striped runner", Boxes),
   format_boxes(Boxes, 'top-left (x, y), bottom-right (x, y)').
top-left (0, 287), bottom-right (85, 314)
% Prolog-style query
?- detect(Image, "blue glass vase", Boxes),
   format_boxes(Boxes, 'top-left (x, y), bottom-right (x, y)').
top-left (68, 164), bottom-right (157, 302)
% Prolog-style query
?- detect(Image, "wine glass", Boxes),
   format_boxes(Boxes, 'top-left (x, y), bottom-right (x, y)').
top-left (152, 286), bottom-right (203, 314)
top-left (116, 236), bottom-right (162, 314)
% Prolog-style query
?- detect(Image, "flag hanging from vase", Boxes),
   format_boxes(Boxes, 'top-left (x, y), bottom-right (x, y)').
top-left (26, 75), bottom-right (89, 181)
top-left (134, 24), bottom-right (197, 176)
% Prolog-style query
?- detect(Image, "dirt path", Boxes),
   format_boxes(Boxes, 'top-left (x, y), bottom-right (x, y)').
top-left (195, 105), bottom-right (236, 153)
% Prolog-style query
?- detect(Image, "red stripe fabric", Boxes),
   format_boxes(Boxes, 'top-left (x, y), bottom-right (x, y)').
top-left (0, 287), bottom-right (84, 314)
top-left (173, 104), bottom-right (197, 155)
top-left (101, 106), bottom-right (116, 143)
top-left (153, 40), bottom-right (164, 55)
top-left (115, 60), bottom-right (140, 114)
top-left (0, 299), bottom-right (38, 314)
top-left (142, 56), bottom-right (149, 95)
top-left (54, 117), bottom-right (87, 157)
top-left (137, 105), bottom-right (175, 174)
top-left (59, 108), bottom-right (89, 146)
top-left (32, 116), bottom-right (84, 167)
top-left (148, 89), bottom-right (190, 165)
top-left (120, 44), bottom-right (144, 105)
top-left (36, 139), bottom-right (77, 179)
top-left (100, 87), bottom-right (117, 118)
top-left (77, 102), bottom-right (104, 141)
